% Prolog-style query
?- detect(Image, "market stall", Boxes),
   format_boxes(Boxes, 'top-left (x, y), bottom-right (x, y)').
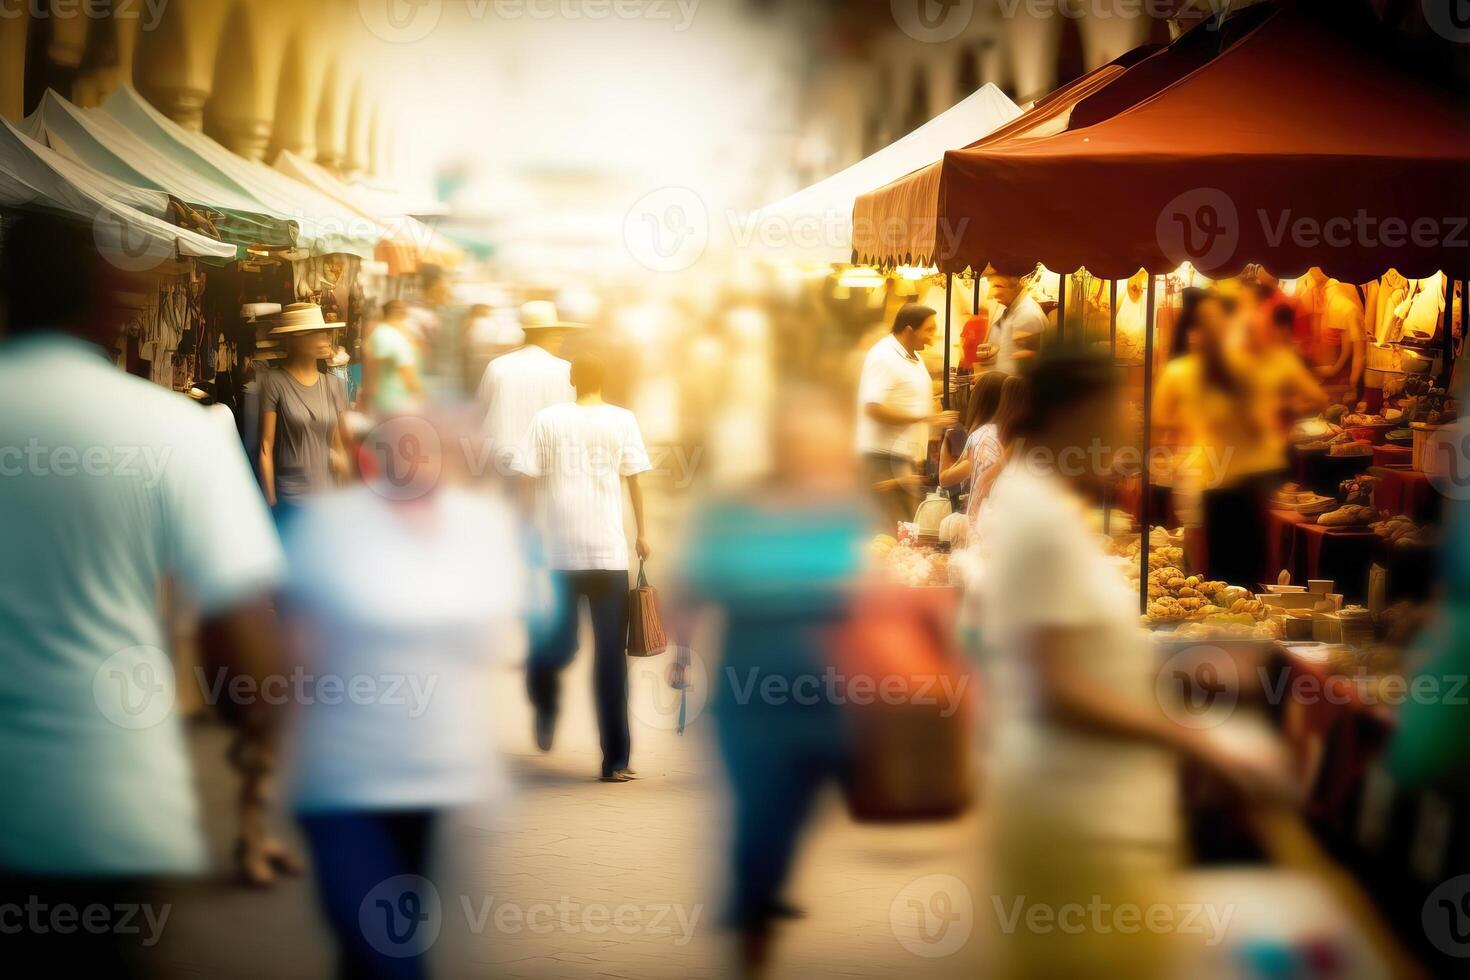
top-left (850, 3), bottom-right (1470, 971)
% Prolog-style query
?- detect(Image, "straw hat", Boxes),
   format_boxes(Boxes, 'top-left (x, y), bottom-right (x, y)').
top-left (271, 302), bottom-right (333, 335)
top-left (254, 349), bottom-right (286, 362)
top-left (241, 303), bottom-right (282, 320)
top-left (519, 300), bottom-right (588, 332)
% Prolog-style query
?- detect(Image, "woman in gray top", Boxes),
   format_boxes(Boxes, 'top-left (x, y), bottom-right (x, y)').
top-left (259, 315), bottom-right (349, 529)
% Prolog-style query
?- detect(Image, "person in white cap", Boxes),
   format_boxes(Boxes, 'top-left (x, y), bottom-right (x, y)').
top-left (475, 301), bottom-right (580, 475)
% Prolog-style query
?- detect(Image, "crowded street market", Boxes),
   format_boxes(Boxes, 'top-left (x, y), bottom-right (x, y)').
top-left (1, 0), bottom-right (1469, 977)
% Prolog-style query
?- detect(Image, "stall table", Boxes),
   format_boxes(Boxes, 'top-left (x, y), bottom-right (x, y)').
top-left (1371, 467), bottom-right (1441, 523)
top-left (1267, 509), bottom-right (1377, 601)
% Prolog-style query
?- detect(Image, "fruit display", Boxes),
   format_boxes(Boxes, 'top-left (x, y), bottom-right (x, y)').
top-left (872, 536), bottom-right (953, 588)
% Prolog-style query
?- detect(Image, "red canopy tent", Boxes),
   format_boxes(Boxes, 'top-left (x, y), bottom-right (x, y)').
top-left (854, 1), bottom-right (1470, 282)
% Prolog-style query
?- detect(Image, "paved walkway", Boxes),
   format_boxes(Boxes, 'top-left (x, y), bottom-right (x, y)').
top-left (156, 645), bottom-right (987, 979)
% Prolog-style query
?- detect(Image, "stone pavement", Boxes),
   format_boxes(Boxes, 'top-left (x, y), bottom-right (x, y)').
top-left (154, 644), bottom-right (988, 979)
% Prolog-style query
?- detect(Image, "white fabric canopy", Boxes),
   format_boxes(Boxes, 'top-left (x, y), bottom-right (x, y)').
top-left (751, 84), bottom-right (1021, 265)
top-left (0, 117), bottom-right (235, 263)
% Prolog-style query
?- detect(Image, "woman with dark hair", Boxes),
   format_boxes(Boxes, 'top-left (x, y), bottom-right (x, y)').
top-left (973, 351), bottom-right (1292, 977)
top-left (938, 371), bottom-right (1005, 492)
top-left (958, 375), bottom-right (1028, 526)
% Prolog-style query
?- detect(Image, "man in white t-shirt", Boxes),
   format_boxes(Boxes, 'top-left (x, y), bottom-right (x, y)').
top-left (516, 348), bottom-right (652, 782)
top-left (0, 211), bottom-right (286, 970)
top-left (477, 301), bottom-right (579, 476)
top-left (856, 303), bottom-right (956, 529)
top-left (989, 271), bottom-right (1048, 375)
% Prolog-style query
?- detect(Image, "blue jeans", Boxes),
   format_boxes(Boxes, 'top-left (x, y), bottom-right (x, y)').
top-left (527, 569), bottom-right (631, 776)
top-left (298, 809), bottom-right (438, 980)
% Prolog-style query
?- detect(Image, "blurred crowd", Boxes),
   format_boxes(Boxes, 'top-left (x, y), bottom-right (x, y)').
top-left (2, 207), bottom-right (1467, 980)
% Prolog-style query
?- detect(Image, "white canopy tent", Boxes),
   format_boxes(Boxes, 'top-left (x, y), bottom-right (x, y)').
top-left (750, 84), bottom-right (1021, 266)
top-left (0, 117), bottom-right (235, 264)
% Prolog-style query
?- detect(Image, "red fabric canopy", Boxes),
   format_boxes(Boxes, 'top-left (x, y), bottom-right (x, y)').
top-left (854, 2), bottom-right (1470, 282)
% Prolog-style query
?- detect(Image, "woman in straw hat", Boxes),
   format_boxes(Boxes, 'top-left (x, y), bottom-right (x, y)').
top-left (259, 304), bottom-right (350, 530)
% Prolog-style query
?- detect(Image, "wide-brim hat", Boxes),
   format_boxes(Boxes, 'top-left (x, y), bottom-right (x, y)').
top-left (271, 302), bottom-right (334, 335)
top-left (519, 300), bottom-right (588, 332)
top-left (242, 302), bottom-right (282, 320)
top-left (253, 349), bottom-right (286, 362)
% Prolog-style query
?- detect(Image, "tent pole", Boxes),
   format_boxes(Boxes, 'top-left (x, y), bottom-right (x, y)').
top-left (1104, 277), bottom-right (1119, 537)
top-left (1057, 273), bottom-right (1068, 347)
top-left (1140, 273), bottom-right (1157, 615)
top-left (1445, 276), bottom-right (1458, 390)
top-left (943, 272), bottom-right (954, 410)
top-left (973, 273), bottom-right (981, 316)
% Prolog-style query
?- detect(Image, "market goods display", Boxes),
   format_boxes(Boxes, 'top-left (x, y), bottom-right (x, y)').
top-left (1370, 514), bottom-right (1434, 550)
top-left (872, 536), bottom-right (953, 589)
top-left (1317, 504), bottom-right (1375, 527)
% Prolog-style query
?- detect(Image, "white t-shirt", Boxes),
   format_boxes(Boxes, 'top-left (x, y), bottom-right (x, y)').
top-left (283, 486), bottom-right (526, 812)
top-left (478, 345), bottom-right (574, 472)
top-left (991, 293), bottom-right (1047, 375)
top-left (0, 333), bottom-right (284, 875)
top-left (518, 402), bottom-right (652, 571)
top-left (855, 334), bottom-right (933, 461)
top-left (974, 460), bottom-right (1178, 847)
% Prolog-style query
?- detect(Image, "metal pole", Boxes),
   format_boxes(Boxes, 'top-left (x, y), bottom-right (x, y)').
top-left (973, 273), bottom-right (981, 316)
top-left (1109, 278), bottom-right (1119, 360)
top-left (1140, 274), bottom-right (1157, 615)
top-left (943, 273), bottom-right (954, 410)
top-left (1105, 277), bottom-right (1119, 537)
top-left (1057, 273), bottom-right (1068, 347)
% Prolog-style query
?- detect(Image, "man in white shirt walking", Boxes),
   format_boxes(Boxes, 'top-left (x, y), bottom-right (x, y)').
top-left (988, 271), bottom-right (1048, 375)
top-left (0, 210), bottom-right (286, 971)
top-left (476, 301), bottom-right (579, 476)
top-left (856, 304), bottom-right (957, 529)
top-left (517, 348), bottom-right (652, 782)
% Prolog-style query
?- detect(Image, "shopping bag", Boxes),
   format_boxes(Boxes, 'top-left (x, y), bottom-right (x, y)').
top-left (626, 560), bottom-right (669, 657)
top-left (829, 585), bottom-right (974, 823)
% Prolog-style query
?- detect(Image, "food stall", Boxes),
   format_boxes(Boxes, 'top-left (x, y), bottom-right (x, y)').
top-left (851, 2), bottom-right (1470, 971)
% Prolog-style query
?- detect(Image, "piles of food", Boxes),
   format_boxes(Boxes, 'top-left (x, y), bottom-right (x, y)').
top-left (871, 535), bottom-right (953, 588)
top-left (1317, 504), bottom-right (1375, 527)
top-left (1371, 514), bottom-right (1434, 549)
